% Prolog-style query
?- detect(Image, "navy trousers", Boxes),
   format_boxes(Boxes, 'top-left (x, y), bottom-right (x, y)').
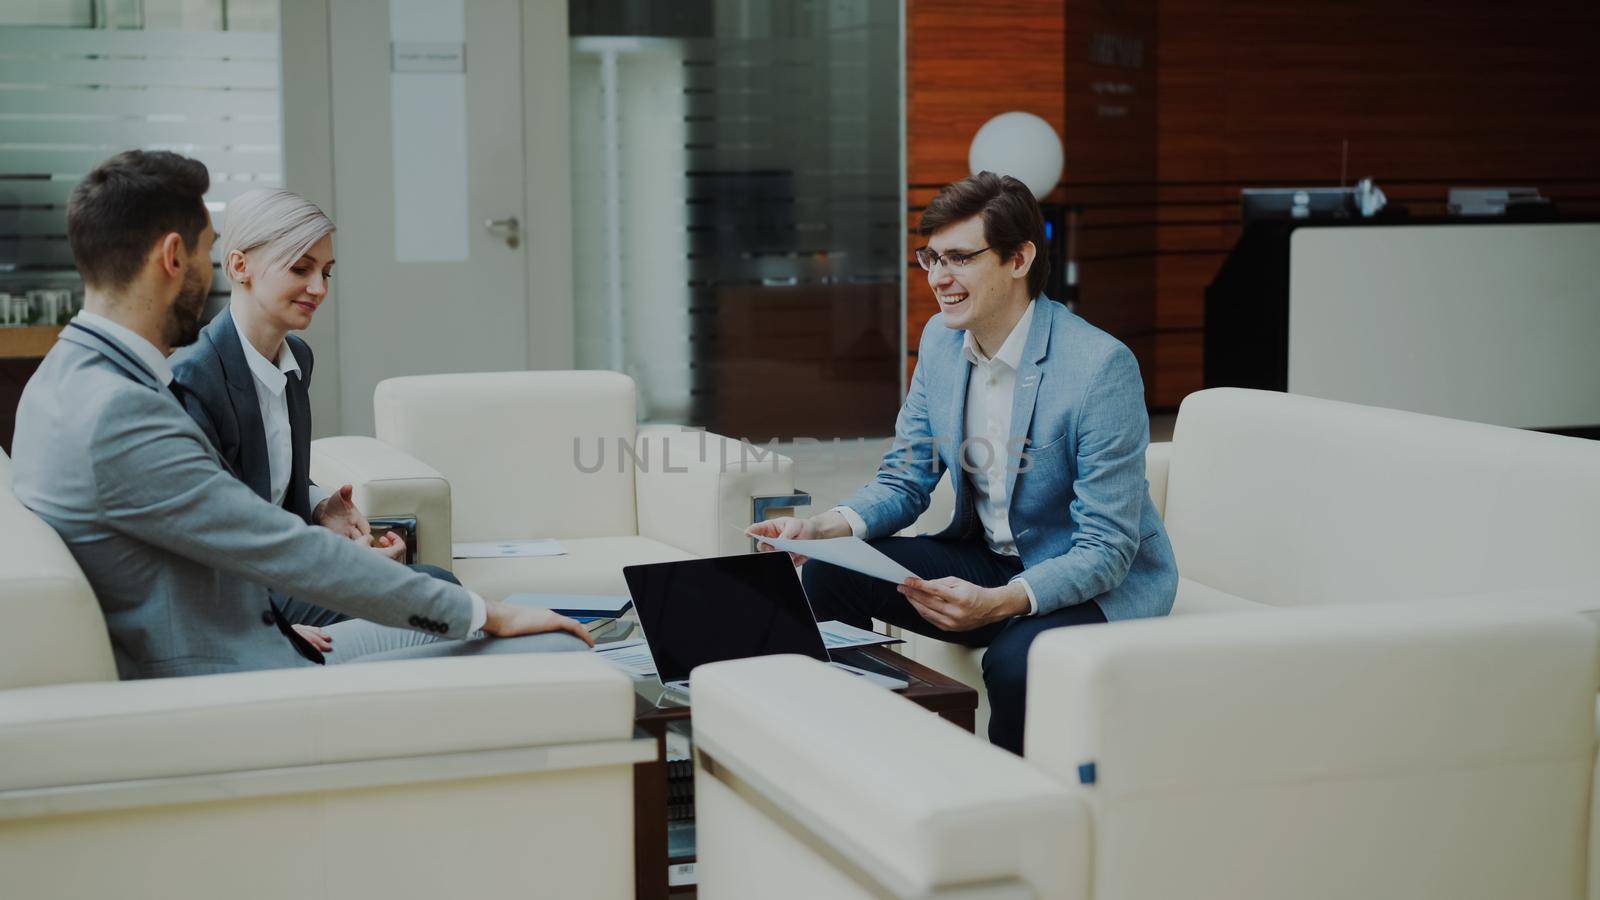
top-left (801, 536), bottom-right (1104, 755)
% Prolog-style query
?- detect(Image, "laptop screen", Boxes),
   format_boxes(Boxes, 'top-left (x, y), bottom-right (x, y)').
top-left (622, 553), bottom-right (829, 683)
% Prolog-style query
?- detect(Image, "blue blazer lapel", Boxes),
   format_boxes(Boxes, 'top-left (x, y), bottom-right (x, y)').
top-left (1004, 301), bottom-right (1054, 500)
top-left (207, 312), bottom-right (273, 503)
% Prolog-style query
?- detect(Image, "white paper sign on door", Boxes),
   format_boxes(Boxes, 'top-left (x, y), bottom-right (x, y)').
top-left (389, 0), bottom-right (469, 262)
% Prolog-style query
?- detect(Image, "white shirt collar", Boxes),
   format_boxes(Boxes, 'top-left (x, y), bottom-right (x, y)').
top-left (232, 310), bottom-right (300, 396)
top-left (962, 298), bottom-right (1036, 370)
top-left (73, 309), bottom-right (174, 386)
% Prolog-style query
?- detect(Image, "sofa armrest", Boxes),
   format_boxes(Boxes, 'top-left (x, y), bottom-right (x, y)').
top-left (634, 425), bottom-right (802, 557)
top-left (1144, 440), bottom-right (1171, 519)
top-left (1028, 602), bottom-right (1598, 790)
top-left (0, 653), bottom-right (643, 800)
top-left (311, 436), bottom-right (453, 569)
top-left (692, 655), bottom-right (1089, 900)
top-left (0, 491), bottom-right (118, 689)
top-left (1023, 603), bottom-right (1599, 898)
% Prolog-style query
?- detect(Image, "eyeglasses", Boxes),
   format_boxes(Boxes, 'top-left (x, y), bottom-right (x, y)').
top-left (914, 246), bottom-right (992, 272)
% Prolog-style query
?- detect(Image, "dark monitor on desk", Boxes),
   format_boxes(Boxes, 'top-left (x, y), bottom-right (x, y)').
top-left (1241, 187), bottom-right (1358, 223)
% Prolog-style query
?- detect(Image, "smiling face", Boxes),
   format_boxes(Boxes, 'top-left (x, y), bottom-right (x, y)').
top-left (926, 214), bottom-right (1033, 336)
top-left (230, 233), bottom-right (333, 333)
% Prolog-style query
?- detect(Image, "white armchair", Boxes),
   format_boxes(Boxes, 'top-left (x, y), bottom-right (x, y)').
top-left (312, 371), bottom-right (805, 600)
top-left (692, 603), bottom-right (1600, 899)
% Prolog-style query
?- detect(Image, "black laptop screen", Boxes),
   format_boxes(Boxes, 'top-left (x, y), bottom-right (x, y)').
top-left (622, 553), bottom-right (829, 683)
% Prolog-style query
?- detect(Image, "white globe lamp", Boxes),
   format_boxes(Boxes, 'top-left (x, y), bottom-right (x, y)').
top-left (967, 111), bottom-right (1064, 200)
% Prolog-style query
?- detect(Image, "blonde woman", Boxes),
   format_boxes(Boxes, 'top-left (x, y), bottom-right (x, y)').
top-left (173, 189), bottom-right (587, 663)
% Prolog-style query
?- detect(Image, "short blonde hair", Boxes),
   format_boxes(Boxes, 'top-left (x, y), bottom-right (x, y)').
top-left (220, 188), bottom-right (335, 280)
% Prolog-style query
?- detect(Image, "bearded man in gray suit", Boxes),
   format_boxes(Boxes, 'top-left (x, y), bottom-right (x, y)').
top-left (10, 150), bottom-right (591, 678)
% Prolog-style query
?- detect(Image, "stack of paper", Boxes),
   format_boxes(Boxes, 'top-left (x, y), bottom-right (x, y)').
top-left (451, 539), bottom-right (567, 559)
top-left (594, 639), bottom-right (657, 678)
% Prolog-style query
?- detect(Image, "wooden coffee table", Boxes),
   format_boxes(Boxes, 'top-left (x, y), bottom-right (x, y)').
top-left (630, 645), bottom-right (979, 898)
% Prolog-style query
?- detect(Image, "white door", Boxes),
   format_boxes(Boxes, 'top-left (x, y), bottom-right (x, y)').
top-left (327, 0), bottom-right (530, 435)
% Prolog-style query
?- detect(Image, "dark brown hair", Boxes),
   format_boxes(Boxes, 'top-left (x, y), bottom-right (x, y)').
top-left (66, 150), bottom-right (210, 290)
top-left (919, 171), bottom-right (1050, 298)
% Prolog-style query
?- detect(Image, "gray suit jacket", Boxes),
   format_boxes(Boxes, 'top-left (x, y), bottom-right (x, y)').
top-left (10, 322), bottom-right (474, 679)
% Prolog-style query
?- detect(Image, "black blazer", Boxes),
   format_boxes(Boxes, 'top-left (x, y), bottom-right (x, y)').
top-left (171, 310), bottom-right (317, 524)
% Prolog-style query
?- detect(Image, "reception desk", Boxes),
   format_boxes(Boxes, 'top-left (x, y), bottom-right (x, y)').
top-left (1206, 218), bottom-right (1600, 433)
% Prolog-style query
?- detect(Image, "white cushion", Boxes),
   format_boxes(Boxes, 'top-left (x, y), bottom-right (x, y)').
top-left (1171, 577), bottom-right (1268, 615)
top-left (451, 535), bottom-right (696, 602)
top-left (1163, 388), bottom-right (1600, 609)
top-left (0, 653), bottom-right (633, 791)
top-left (374, 371), bottom-right (640, 543)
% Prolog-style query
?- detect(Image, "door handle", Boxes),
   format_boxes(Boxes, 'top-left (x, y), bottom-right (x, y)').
top-left (485, 216), bottom-right (521, 249)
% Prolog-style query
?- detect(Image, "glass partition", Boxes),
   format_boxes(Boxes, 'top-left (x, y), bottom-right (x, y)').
top-left (569, 0), bottom-right (902, 438)
top-left (0, 1), bottom-right (281, 312)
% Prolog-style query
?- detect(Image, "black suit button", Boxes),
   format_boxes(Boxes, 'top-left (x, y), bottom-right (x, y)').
top-left (408, 615), bottom-right (422, 627)
top-left (262, 610), bottom-right (275, 626)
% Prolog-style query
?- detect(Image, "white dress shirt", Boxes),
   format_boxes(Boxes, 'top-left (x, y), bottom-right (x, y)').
top-left (233, 312), bottom-right (301, 509)
top-left (837, 300), bottom-right (1041, 614)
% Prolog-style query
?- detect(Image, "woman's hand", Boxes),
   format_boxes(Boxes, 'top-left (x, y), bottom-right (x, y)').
top-left (291, 623), bottom-right (334, 653)
top-left (373, 530), bottom-right (407, 563)
top-left (313, 484), bottom-right (371, 542)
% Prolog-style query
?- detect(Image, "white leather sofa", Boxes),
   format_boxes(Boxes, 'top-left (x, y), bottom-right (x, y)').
top-left (900, 388), bottom-right (1600, 736)
top-left (691, 604), bottom-right (1600, 899)
top-left (0, 450), bottom-right (653, 900)
top-left (311, 370), bottom-right (804, 600)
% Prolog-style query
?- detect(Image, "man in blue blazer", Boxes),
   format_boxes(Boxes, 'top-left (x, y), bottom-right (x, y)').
top-left (752, 172), bottom-right (1178, 753)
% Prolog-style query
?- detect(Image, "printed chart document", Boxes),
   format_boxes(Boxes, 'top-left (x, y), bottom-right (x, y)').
top-left (754, 535), bottom-right (916, 584)
top-left (594, 639), bottom-right (657, 678)
top-left (817, 620), bottom-right (904, 651)
top-left (451, 539), bottom-right (567, 559)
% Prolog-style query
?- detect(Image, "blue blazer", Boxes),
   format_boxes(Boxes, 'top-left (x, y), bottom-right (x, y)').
top-left (841, 298), bottom-right (1178, 621)
top-left (171, 310), bottom-right (316, 523)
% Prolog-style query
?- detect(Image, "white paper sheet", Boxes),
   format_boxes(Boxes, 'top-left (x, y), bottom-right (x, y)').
top-left (451, 539), bottom-right (567, 559)
top-left (593, 639), bottom-right (657, 677)
top-left (390, 0), bottom-right (469, 262)
top-left (754, 535), bottom-right (917, 584)
top-left (817, 620), bottom-right (903, 651)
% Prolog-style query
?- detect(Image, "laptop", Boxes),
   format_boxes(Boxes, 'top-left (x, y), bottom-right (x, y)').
top-left (621, 552), bottom-right (909, 697)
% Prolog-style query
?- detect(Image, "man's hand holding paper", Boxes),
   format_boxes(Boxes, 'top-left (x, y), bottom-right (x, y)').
top-left (749, 515), bottom-right (918, 584)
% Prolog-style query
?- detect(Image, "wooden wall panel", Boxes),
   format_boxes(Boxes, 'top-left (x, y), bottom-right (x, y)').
top-left (905, 0), bottom-right (1066, 389)
top-left (905, 0), bottom-right (1600, 409)
top-left (1150, 0), bottom-right (1600, 407)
